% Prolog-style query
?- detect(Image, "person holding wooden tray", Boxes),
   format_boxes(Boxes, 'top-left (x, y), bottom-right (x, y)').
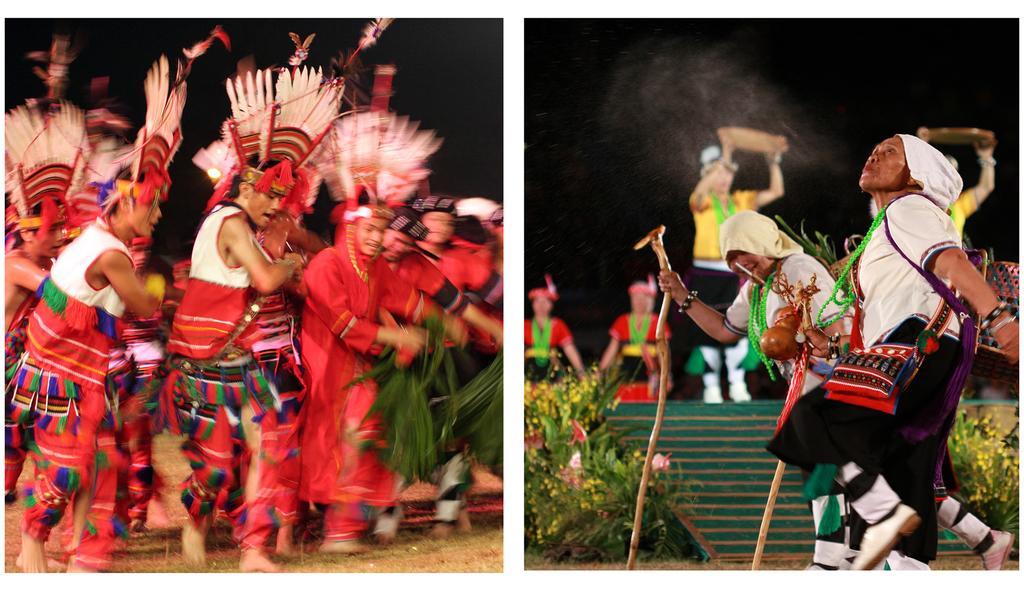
top-left (679, 127), bottom-right (787, 403)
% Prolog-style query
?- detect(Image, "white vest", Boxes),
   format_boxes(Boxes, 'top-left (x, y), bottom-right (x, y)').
top-left (190, 204), bottom-right (264, 288)
top-left (50, 221), bottom-right (131, 318)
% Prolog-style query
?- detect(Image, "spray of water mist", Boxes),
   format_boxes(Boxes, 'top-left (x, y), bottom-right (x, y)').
top-left (599, 33), bottom-right (851, 204)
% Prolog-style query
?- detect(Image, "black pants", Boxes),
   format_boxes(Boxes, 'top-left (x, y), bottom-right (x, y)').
top-left (767, 319), bottom-right (959, 563)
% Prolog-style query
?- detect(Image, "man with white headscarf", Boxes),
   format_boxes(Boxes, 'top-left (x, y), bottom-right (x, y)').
top-left (660, 211), bottom-right (854, 569)
top-left (764, 134), bottom-right (1017, 570)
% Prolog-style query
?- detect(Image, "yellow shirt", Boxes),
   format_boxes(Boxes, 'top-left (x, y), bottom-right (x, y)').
top-left (948, 188), bottom-right (977, 237)
top-left (689, 190), bottom-right (758, 261)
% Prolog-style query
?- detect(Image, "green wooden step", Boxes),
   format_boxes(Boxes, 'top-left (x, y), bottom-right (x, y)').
top-left (607, 401), bottom-right (1001, 559)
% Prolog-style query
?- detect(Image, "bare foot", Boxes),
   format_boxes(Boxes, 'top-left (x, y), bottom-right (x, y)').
top-left (19, 533), bottom-right (47, 572)
top-left (17, 551), bottom-right (64, 570)
top-left (429, 522), bottom-right (454, 539)
top-left (66, 559), bottom-right (99, 573)
top-left (275, 525), bottom-right (296, 556)
top-left (456, 508), bottom-right (472, 533)
top-left (181, 519), bottom-right (208, 567)
top-left (240, 548), bottom-right (280, 573)
top-left (147, 496), bottom-right (171, 529)
top-left (319, 539), bottom-right (369, 554)
top-left (374, 529), bottom-right (397, 546)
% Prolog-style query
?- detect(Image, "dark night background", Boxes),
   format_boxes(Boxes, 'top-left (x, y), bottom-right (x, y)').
top-left (6, 18), bottom-right (502, 258)
top-left (526, 19), bottom-right (1019, 391)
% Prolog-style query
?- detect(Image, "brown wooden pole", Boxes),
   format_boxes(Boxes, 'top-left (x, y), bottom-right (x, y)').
top-left (627, 231), bottom-right (672, 570)
top-left (751, 460), bottom-right (787, 570)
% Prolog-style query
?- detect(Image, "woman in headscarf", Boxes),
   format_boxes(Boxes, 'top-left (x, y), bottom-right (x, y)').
top-left (659, 210), bottom-right (854, 569)
top-left (767, 134), bottom-right (1017, 570)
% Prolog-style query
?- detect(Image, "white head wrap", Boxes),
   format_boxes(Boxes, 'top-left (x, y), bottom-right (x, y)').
top-left (719, 210), bottom-right (803, 260)
top-left (896, 134), bottom-right (964, 210)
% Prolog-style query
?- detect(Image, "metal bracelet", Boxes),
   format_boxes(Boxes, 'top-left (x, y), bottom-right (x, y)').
top-left (989, 313), bottom-right (1017, 336)
top-left (680, 290), bottom-right (699, 311)
top-left (977, 157), bottom-right (997, 168)
top-left (979, 302), bottom-right (1009, 331)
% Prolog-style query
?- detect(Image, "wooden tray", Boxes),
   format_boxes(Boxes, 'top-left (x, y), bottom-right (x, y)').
top-left (718, 127), bottom-right (788, 154)
top-left (916, 127), bottom-right (996, 147)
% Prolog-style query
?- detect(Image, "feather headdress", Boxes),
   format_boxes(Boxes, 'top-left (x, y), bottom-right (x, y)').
top-left (104, 24), bottom-right (228, 214)
top-left (529, 274), bottom-right (559, 301)
top-left (5, 101), bottom-right (86, 233)
top-left (321, 110), bottom-right (442, 208)
top-left (123, 55), bottom-right (187, 206)
top-left (211, 64), bottom-right (342, 213)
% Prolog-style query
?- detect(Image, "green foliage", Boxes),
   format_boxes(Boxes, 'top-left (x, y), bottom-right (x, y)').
top-left (947, 410), bottom-right (1019, 542)
top-left (525, 372), bottom-right (702, 562)
top-left (774, 215), bottom-right (838, 265)
top-left (358, 316), bottom-right (502, 480)
top-left (452, 352), bottom-right (503, 467)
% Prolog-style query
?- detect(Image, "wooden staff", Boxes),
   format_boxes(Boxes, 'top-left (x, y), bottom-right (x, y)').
top-left (626, 225), bottom-right (673, 570)
top-left (752, 457), bottom-right (787, 569)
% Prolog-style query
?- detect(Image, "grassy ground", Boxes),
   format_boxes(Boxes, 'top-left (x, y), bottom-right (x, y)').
top-left (524, 553), bottom-right (1016, 571)
top-left (5, 433), bottom-right (502, 573)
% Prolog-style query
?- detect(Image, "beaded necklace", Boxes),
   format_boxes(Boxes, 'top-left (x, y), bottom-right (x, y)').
top-left (814, 206), bottom-right (887, 329)
top-left (345, 228), bottom-right (368, 283)
top-left (747, 272), bottom-right (777, 381)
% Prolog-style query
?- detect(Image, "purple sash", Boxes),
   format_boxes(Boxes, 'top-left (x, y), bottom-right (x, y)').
top-left (881, 194), bottom-right (979, 484)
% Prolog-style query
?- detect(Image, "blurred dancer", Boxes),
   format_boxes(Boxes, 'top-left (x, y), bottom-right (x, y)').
top-left (599, 277), bottom-right (669, 402)
top-left (681, 132), bottom-right (785, 403)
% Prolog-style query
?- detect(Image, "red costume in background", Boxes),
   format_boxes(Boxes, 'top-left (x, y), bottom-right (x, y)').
top-left (609, 312), bottom-right (667, 402)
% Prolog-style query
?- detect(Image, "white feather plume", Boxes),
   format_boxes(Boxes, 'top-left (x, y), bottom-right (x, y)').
top-left (222, 66), bottom-right (340, 165)
top-left (5, 101), bottom-right (86, 216)
top-left (274, 67), bottom-right (342, 142)
top-left (225, 68), bottom-right (274, 157)
top-left (130, 55), bottom-right (187, 181)
top-left (320, 110), bottom-right (442, 203)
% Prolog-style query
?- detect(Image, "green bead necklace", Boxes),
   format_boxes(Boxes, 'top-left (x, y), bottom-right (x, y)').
top-left (748, 272), bottom-right (778, 381)
top-left (815, 206), bottom-right (887, 329)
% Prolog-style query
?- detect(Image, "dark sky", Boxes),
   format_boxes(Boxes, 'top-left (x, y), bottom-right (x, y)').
top-left (526, 18), bottom-right (1019, 344)
top-left (6, 18), bottom-right (502, 258)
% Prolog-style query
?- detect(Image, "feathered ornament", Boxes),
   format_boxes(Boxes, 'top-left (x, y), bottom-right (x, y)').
top-left (528, 274), bottom-right (558, 301)
top-left (180, 25), bottom-right (231, 84)
top-left (288, 32), bottom-right (316, 67)
top-left (344, 18), bottom-right (395, 68)
top-left (358, 18), bottom-right (394, 52)
top-left (546, 274), bottom-right (558, 298)
top-left (215, 66), bottom-right (342, 213)
top-left (123, 55), bottom-right (187, 208)
top-left (25, 31), bottom-right (83, 101)
top-left (320, 110), bottom-right (442, 208)
top-left (5, 101), bottom-right (87, 229)
top-left (64, 136), bottom-right (131, 236)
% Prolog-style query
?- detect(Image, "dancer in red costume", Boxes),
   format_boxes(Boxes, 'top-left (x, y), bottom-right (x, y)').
top-left (5, 194), bottom-right (63, 505)
top-left (7, 60), bottom-right (175, 568)
top-left (599, 277), bottom-right (671, 402)
top-left (164, 63), bottom-right (338, 572)
top-left (299, 204), bottom-right (433, 553)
